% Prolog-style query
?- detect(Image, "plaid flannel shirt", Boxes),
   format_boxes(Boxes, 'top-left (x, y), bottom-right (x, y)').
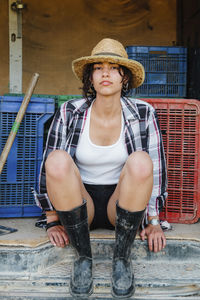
top-left (34, 97), bottom-right (167, 217)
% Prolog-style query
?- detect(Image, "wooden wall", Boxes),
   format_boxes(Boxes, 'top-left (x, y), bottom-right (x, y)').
top-left (177, 0), bottom-right (200, 47)
top-left (0, 0), bottom-right (9, 95)
top-left (0, 0), bottom-right (177, 95)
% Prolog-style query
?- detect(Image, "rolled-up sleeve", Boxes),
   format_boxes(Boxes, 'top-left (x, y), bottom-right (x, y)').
top-left (147, 108), bottom-right (168, 216)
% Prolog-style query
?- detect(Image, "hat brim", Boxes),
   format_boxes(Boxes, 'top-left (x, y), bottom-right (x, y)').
top-left (72, 55), bottom-right (145, 88)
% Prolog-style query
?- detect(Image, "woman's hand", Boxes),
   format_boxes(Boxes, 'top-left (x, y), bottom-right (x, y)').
top-left (140, 224), bottom-right (166, 252)
top-left (47, 225), bottom-right (69, 248)
top-left (46, 210), bottom-right (69, 247)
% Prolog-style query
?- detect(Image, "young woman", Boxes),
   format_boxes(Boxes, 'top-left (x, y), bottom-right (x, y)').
top-left (35, 38), bottom-right (167, 299)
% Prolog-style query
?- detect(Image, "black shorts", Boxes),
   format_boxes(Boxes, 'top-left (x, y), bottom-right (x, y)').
top-left (84, 183), bottom-right (116, 230)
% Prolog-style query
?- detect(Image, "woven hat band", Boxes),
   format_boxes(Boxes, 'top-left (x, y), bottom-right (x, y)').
top-left (94, 52), bottom-right (123, 58)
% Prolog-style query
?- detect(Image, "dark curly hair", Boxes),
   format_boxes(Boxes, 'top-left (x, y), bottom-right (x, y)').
top-left (81, 63), bottom-right (133, 101)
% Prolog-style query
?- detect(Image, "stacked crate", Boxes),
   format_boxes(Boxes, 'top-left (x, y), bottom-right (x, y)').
top-left (126, 45), bottom-right (200, 223)
top-left (144, 98), bottom-right (200, 224)
top-left (0, 96), bottom-right (55, 217)
top-left (126, 46), bottom-right (187, 98)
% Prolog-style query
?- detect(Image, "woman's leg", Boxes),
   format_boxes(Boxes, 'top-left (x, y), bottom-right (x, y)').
top-left (45, 149), bottom-right (95, 247)
top-left (45, 149), bottom-right (95, 221)
top-left (107, 151), bottom-right (153, 224)
top-left (45, 150), bottom-right (94, 297)
top-left (107, 151), bottom-right (153, 298)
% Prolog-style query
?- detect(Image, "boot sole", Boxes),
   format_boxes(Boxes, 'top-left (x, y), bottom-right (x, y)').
top-left (111, 285), bottom-right (135, 299)
top-left (69, 281), bottom-right (93, 298)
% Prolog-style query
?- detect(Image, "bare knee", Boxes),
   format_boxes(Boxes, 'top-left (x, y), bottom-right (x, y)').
top-left (126, 151), bottom-right (153, 181)
top-left (45, 150), bottom-right (73, 180)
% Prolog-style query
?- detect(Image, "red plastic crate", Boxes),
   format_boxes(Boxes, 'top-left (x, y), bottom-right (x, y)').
top-left (141, 98), bottom-right (200, 224)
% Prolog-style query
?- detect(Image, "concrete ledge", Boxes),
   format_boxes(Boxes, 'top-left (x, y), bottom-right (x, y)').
top-left (0, 238), bottom-right (200, 275)
top-left (0, 218), bottom-right (49, 247)
top-left (0, 218), bottom-right (200, 299)
top-left (0, 254), bottom-right (200, 299)
top-left (0, 218), bottom-right (200, 248)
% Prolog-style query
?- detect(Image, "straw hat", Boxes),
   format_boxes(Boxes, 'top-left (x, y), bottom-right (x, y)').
top-left (72, 38), bottom-right (145, 88)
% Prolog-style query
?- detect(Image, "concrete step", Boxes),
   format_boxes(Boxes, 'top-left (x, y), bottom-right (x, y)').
top-left (0, 239), bottom-right (200, 299)
top-left (1, 282), bottom-right (200, 300)
top-left (1, 239), bottom-right (200, 274)
top-left (0, 220), bottom-right (200, 299)
top-left (0, 261), bottom-right (200, 299)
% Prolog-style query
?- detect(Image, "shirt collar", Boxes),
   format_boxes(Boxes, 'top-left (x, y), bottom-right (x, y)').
top-left (120, 97), bottom-right (141, 120)
top-left (72, 98), bottom-right (92, 115)
top-left (73, 97), bottom-right (140, 120)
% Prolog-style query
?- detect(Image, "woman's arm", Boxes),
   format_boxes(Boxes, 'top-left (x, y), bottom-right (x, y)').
top-left (146, 107), bottom-right (168, 217)
top-left (140, 107), bottom-right (168, 252)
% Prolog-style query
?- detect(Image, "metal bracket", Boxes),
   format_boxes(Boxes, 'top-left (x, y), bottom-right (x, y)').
top-left (9, 0), bottom-right (26, 93)
top-left (11, 1), bottom-right (26, 13)
top-left (0, 225), bottom-right (18, 236)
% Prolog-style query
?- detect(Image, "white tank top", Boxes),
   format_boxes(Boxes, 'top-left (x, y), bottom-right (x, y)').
top-left (75, 103), bottom-right (128, 184)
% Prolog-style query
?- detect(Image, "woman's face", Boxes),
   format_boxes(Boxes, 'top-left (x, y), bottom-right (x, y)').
top-left (91, 62), bottom-right (123, 97)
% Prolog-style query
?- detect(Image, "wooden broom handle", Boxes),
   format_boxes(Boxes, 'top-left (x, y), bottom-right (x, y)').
top-left (0, 73), bottom-right (40, 174)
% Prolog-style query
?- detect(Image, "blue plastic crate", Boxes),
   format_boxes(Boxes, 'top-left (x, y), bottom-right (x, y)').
top-left (126, 46), bottom-right (187, 97)
top-left (0, 96), bottom-right (55, 217)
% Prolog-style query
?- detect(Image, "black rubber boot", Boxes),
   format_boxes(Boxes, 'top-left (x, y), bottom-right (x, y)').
top-left (112, 202), bottom-right (145, 299)
top-left (56, 200), bottom-right (93, 298)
